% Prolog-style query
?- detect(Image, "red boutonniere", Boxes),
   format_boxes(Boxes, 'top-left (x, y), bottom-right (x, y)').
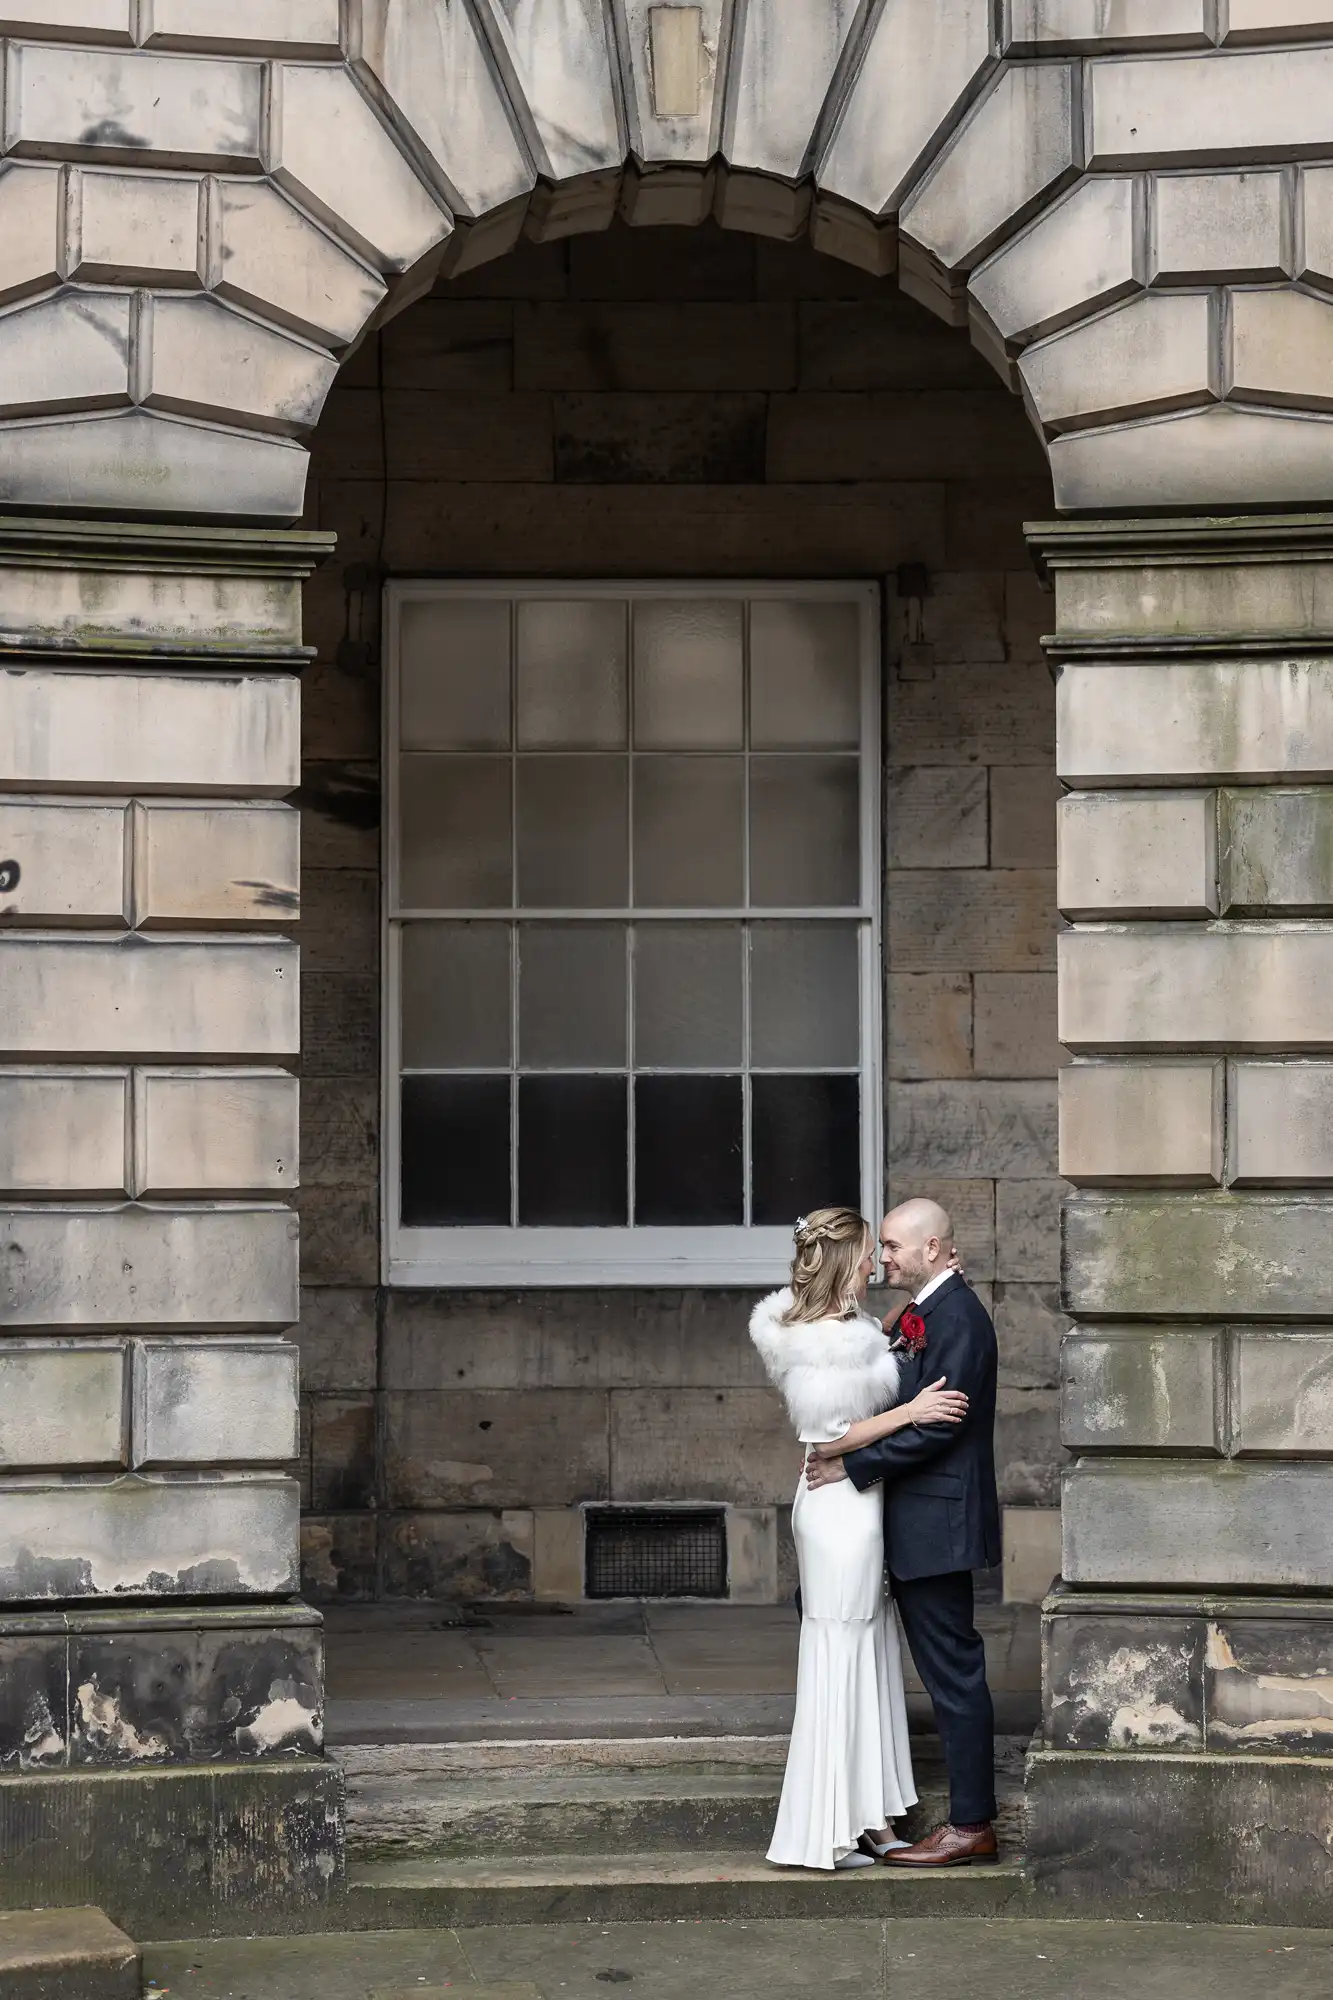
top-left (897, 1311), bottom-right (927, 1355)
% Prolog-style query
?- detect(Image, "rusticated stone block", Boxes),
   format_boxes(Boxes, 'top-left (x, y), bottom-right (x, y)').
top-left (1061, 1328), bottom-right (1222, 1453)
top-left (70, 166), bottom-right (199, 285)
top-left (1, 668), bottom-right (298, 795)
top-left (1065, 1191), bottom-right (1333, 1319)
top-left (1059, 928), bottom-right (1333, 1052)
top-left (383, 1389), bottom-right (609, 1509)
top-left (0, 1472), bottom-right (298, 1598)
top-left (143, 0), bottom-right (342, 54)
top-left (134, 1069), bottom-right (298, 1197)
top-left (1205, 1616), bottom-right (1333, 1753)
top-left (1043, 1611), bottom-right (1204, 1751)
top-left (887, 973), bottom-right (973, 1080)
top-left (0, 1204), bottom-right (299, 1331)
top-left (610, 1389), bottom-right (791, 1505)
top-left (0, 1069), bottom-right (129, 1195)
top-left (1231, 1061), bottom-right (1333, 1184)
top-left (970, 176), bottom-right (1138, 347)
top-left (146, 294), bottom-right (337, 434)
top-left (1059, 1061), bottom-right (1222, 1184)
top-left (8, 43), bottom-right (263, 169)
top-left (131, 1339), bottom-right (299, 1468)
top-left (0, 5), bottom-right (134, 43)
top-left (1223, 788), bottom-right (1333, 913)
top-left (0, 161), bottom-right (61, 307)
top-left (380, 1509), bottom-right (534, 1600)
top-left (1231, 1330), bottom-right (1333, 1456)
top-left (1021, 292), bottom-right (1210, 437)
top-left (888, 1080), bottom-right (1057, 1177)
top-left (1153, 169), bottom-right (1285, 283)
top-left (0, 800), bottom-right (126, 924)
top-left (1058, 792), bottom-right (1217, 918)
top-left (1063, 1459), bottom-right (1333, 1587)
top-left (132, 802), bottom-right (299, 928)
top-left (0, 290), bottom-right (129, 418)
top-left (1058, 660), bottom-right (1333, 786)
top-left (0, 1340), bottom-right (127, 1470)
top-left (0, 935), bottom-right (298, 1059)
top-left (0, 409), bottom-right (309, 520)
top-left (213, 178), bottom-right (385, 349)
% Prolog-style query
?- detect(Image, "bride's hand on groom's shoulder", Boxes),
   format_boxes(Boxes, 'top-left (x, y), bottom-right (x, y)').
top-left (948, 1246), bottom-right (967, 1281)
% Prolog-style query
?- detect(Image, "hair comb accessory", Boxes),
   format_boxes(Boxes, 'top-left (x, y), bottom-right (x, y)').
top-left (794, 1215), bottom-right (810, 1238)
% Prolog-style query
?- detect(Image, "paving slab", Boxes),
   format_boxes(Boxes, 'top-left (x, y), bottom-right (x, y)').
top-left (143, 1928), bottom-right (474, 1999)
top-left (0, 1907), bottom-right (138, 2000)
top-left (145, 1917), bottom-right (1333, 2000)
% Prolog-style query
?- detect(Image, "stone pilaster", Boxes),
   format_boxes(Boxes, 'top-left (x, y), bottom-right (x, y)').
top-left (0, 517), bottom-right (341, 1930)
top-left (1026, 514), bottom-right (1333, 1921)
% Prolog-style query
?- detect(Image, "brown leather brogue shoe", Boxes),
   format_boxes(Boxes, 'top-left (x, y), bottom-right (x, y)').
top-left (881, 1822), bottom-right (998, 1867)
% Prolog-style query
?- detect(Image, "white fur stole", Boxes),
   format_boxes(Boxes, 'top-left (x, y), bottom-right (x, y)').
top-left (748, 1287), bottom-right (901, 1437)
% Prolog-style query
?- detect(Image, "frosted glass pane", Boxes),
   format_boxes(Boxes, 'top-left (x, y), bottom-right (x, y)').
top-left (750, 923), bottom-right (859, 1067)
top-left (517, 599), bottom-right (627, 748)
top-left (401, 921), bottom-right (511, 1067)
top-left (634, 599), bottom-right (743, 747)
top-left (517, 756), bottom-right (628, 906)
top-left (634, 923), bottom-right (742, 1067)
top-left (750, 755), bottom-right (859, 907)
top-left (400, 597), bottom-right (510, 749)
top-left (634, 757), bottom-right (743, 907)
top-left (750, 600), bottom-right (861, 748)
top-left (519, 922), bottom-right (627, 1067)
top-left (400, 755), bottom-right (512, 909)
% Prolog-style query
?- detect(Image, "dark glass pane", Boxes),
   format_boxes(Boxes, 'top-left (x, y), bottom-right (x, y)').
top-left (401, 1075), bottom-right (510, 1225)
top-left (635, 1075), bottom-right (743, 1225)
top-left (751, 1075), bottom-right (860, 1225)
top-left (519, 1076), bottom-right (627, 1225)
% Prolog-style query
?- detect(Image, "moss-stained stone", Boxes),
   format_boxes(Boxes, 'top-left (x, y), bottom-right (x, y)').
top-left (1064, 1191), bottom-right (1333, 1318)
top-left (1061, 1326), bottom-right (1222, 1453)
top-left (1063, 1459), bottom-right (1333, 1588)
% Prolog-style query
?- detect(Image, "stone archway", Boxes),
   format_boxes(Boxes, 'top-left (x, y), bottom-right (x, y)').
top-left (5, 0), bottom-right (1333, 1929)
top-left (0, 4), bottom-right (1332, 523)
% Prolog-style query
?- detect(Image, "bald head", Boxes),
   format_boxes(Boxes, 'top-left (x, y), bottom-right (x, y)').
top-left (879, 1197), bottom-right (954, 1294)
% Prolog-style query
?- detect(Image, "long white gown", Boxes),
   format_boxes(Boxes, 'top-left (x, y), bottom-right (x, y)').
top-left (749, 1288), bottom-right (917, 1871)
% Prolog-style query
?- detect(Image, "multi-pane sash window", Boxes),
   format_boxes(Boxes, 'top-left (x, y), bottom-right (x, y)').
top-left (384, 582), bottom-right (881, 1285)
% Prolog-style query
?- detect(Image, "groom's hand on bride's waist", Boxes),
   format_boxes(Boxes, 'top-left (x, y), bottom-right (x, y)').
top-left (805, 1454), bottom-right (848, 1489)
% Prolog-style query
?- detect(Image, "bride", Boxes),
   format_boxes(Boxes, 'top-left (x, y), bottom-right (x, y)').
top-left (749, 1206), bottom-right (968, 1872)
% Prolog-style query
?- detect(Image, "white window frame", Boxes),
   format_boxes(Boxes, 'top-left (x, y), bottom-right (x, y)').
top-left (381, 578), bottom-right (883, 1287)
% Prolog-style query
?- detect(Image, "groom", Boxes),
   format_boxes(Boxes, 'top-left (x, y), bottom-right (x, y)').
top-left (806, 1196), bottom-right (1000, 1864)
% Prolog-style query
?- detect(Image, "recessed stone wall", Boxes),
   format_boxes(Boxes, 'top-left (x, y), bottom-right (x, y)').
top-left (295, 221), bottom-right (1064, 1601)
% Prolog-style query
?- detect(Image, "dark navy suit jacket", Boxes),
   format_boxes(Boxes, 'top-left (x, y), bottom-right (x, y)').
top-left (842, 1271), bottom-right (1000, 1582)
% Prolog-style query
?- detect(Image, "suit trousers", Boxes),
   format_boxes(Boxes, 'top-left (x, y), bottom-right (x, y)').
top-left (889, 1569), bottom-right (997, 1826)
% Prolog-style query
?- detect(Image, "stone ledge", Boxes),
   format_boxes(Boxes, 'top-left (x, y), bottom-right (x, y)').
top-left (0, 1905), bottom-right (138, 2000)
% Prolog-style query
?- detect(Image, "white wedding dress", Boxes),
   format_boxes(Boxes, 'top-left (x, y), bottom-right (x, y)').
top-left (750, 1289), bottom-right (917, 1870)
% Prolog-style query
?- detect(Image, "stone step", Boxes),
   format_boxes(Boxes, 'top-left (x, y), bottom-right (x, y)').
top-left (346, 1850), bottom-right (1030, 1927)
top-left (0, 1908), bottom-right (139, 2000)
top-left (339, 1734), bottom-right (1029, 1861)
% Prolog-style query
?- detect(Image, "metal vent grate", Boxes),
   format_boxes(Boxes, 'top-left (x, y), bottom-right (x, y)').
top-left (584, 1508), bottom-right (727, 1599)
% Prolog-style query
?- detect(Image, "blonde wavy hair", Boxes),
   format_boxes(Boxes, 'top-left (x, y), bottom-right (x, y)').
top-left (779, 1206), bottom-right (872, 1325)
